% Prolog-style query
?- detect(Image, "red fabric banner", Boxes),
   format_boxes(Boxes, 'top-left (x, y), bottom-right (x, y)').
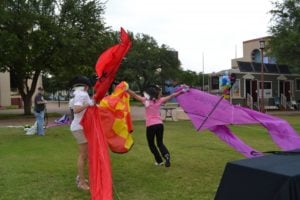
top-left (81, 28), bottom-right (131, 200)
top-left (93, 28), bottom-right (131, 102)
top-left (81, 106), bottom-right (112, 200)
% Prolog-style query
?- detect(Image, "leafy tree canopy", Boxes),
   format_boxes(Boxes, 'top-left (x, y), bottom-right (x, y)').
top-left (0, 0), bottom-right (109, 114)
top-left (268, 0), bottom-right (300, 70)
top-left (116, 32), bottom-right (182, 93)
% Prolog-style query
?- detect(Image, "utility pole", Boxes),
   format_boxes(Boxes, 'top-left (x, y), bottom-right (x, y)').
top-left (202, 52), bottom-right (204, 91)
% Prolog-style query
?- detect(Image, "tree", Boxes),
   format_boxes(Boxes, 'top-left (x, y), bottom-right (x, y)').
top-left (0, 0), bottom-right (108, 114)
top-left (177, 70), bottom-right (208, 88)
top-left (268, 0), bottom-right (300, 70)
top-left (117, 32), bottom-right (181, 93)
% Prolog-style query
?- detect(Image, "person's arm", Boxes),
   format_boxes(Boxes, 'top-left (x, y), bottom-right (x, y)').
top-left (161, 90), bottom-right (183, 103)
top-left (72, 93), bottom-right (93, 113)
top-left (36, 100), bottom-right (47, 104)
top-left (36, 96), bottom-right (47, 105)
top-left (73, 103), bottom-right (89, 113)
top-left (127, 89), bottom-right (144, 102)
top-left (161, 86), bottom-right (188, 104)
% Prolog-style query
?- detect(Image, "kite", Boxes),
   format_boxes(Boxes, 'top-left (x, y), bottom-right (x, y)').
top-left (99, 81), bottom-right (134, 153)
top-left (176, 88), bottom-right (300, 158)
top-left (81, 27), bottom-right (132, 200)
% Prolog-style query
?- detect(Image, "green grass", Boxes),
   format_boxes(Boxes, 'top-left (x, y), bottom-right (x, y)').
top-left (1, 115), bottom-right (300, 200)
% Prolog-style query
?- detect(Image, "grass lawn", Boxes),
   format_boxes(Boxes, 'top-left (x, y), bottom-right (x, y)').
top-left (0, 115), bottom-right (300, 200)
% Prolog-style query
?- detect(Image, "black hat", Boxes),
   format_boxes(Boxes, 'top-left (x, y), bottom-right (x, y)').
top-left (145, 85), bottom-right (161, 100)
top-left (70, 76), bottom-right (91, 87)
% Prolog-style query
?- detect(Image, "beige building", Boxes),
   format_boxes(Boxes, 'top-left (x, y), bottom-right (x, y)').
top-left (0, 72), bottom-right (11, 107)
top-left (0, 72), bottom-right (43, 108)
top-left (209, 36), bottom-right (300, 111)
top-left (231, 36), bottom-right (272, 67)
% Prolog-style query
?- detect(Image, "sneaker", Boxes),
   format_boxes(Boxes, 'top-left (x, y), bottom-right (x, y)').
top-left (165, 155), bottom-right (171, 167)
top-left (77, 182), bottom-right (90, 191)
top-left (155, 162), bottom-right (164, 166)
top-left (76, 176), bottom-right (90, 191)
top-left (76, 175), bottom-right (88, 185)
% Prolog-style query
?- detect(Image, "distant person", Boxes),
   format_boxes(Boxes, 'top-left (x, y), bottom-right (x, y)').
top-left (69, 76), bottom-right (94, 191)
top-left (68, 89), bottom-right (75, 121)
top-left (34, 87), bottom-right (47, 136)
top-left (170, 80), bottom-right (181, 103)
top-left (127, 85), bottom-right (185, 167)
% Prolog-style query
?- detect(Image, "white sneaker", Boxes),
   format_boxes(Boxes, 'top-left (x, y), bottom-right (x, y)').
top-left (155, 162), bottom-right (164, 166)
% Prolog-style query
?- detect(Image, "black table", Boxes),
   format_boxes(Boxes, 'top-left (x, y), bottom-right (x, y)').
top-left (215, 152), bottom-right (300, 200)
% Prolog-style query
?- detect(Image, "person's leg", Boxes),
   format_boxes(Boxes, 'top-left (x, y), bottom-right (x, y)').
top-left (35, 111), bottom-right (45, 135)
top-left (72, 130), bottom-right (89, 190)
top-left (77, 143), bottom-right (89, 190)
top-left (155, 124), bottom-right (171, 167)
top-left (146, 126), bottom-right (163, 164)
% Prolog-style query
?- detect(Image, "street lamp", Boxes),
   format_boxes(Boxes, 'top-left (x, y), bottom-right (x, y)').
top-left (259, 40), bottom-right (265, 113)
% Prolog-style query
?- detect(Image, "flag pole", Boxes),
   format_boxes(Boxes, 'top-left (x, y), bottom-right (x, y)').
top-left (202, 52), bottom-right (204, 91)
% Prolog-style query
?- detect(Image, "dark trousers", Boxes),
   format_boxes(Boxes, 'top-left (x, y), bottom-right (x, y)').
top-left (146, 124), bottom-right (170, 163)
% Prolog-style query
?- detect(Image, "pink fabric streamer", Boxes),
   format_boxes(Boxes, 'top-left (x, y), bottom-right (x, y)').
top-left (176, 88), bottom-right (300, 157)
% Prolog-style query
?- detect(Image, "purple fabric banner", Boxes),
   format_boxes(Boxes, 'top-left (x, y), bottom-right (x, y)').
top-left (209, 125), bottom-right (261, 158)
top-left (176, 88), bottom-right (300, 157)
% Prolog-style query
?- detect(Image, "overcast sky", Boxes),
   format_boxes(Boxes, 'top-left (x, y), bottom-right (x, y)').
top-left (104, 0), bottom-right (274, 73)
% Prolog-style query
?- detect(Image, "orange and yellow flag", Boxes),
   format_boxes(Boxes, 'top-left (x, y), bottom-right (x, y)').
top-left (99, 81), bottom-right (134, 153)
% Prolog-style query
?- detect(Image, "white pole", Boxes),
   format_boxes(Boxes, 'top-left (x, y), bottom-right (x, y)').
top-left (202, 52), bottom-right (204, 91)
top-left (235, 44), bottom-right (237, 58)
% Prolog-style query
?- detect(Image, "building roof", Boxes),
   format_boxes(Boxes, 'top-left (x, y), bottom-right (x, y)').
top-left (243, 36), bottom-right (272, 44)
top-left (237, 61), bottom-right (291, 74)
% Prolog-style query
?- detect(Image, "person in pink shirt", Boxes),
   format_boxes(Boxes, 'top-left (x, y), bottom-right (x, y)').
top-left (127, 85), bottom-right (185, 167)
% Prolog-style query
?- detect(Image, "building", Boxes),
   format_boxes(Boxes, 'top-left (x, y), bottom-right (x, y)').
top-left (209, 36), bottom-right (300, 111)
top-left (0, 72), bottom-right (11, 107)
top-left (0, 72), bottom-right (43, 108)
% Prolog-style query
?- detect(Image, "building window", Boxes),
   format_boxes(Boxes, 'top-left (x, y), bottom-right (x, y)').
top-left (211, 76), bottom-right (219, 90)
top-left (251, 49), bottom-right (261, 63)
top-left (259, 81), bottom-right (272, 89)
top-left (231, 79), bottom-right (240, 98)
top-left (296, 79), bottom-right (300, 91)
top-left (258, 81), bottom-right (272, 98)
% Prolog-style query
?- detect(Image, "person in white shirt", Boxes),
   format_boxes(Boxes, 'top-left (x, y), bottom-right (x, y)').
top-left (69, 76), bottom-right (94, 191)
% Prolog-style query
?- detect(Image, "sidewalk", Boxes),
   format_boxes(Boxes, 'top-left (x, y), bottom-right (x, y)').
top-left (0, 101), bottom-right (70, 115)
top-left (0, 101), bottom-right (146, 122)
top-left (1, 101), bottom-right (299, 127)
top-left (1, 100), bottom-right (300, 117)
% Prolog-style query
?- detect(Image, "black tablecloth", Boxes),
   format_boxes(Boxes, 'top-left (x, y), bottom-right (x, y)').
top-left (215, 153), bottom-right (300, 200)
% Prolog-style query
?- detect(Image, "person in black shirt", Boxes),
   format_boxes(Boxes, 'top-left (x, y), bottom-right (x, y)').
top-left (34, 87), bottom-right (47, 136)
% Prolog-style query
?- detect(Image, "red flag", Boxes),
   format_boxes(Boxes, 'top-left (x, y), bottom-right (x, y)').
top-left (81, 28), bottom-right (131, 200)
top-left (93, 27), bottom-right (131, 102)
top-left (81, 106), bottom-right (112, 200)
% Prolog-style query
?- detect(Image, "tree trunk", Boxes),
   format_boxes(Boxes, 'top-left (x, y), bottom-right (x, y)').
top-left (23, 95), bottom-right (33, 115)
top-left (136, 82), bottom-right (143, 95)
top-left (15, 70), bottom-right (41, 115)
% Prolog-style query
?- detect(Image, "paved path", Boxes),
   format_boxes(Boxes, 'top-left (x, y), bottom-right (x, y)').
top-left (1, 101), bottom-right (300, 127)
top-left (0, 101), bottom-right (146, 119)
top-left (0, 101), bottom-right (147, 126)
